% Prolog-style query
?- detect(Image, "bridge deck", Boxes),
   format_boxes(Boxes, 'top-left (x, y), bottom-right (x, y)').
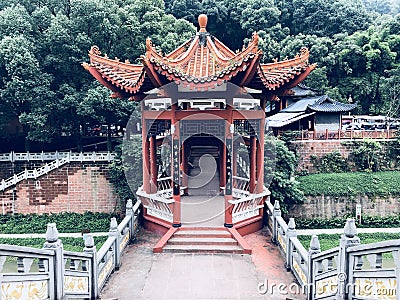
top-left (100, 228), bottom-right (305, 300)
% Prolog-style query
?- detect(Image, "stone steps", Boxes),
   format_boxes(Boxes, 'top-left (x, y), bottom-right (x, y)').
top-left (168, 237), bottom-right (238, 246)
top-left (162, 244), bottom-right (244, 253)
top-left (161, 228), bottom-right (247, 254)
top-left (174, 229), bottom-right (231, 239)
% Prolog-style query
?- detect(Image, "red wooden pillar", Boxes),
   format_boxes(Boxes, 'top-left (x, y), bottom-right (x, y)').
top-left (256, 118), bottom-right (265, 193)
top-left (142, 119), bottom-right (150, 193)
top-left (232, 142), bottom-right (237, 178)
top-left (181, 141), bottom-right (188, 195)
top-left (224, 122), bottom-right (234, 227)
top-left (249, 136), bottom-right (257, 193)
top-left (149, 134), bottom-right (157, 193)
top-left (220, 142), bottom-right (227, 190)
top-left (171, 105), bottom-right (181, 227)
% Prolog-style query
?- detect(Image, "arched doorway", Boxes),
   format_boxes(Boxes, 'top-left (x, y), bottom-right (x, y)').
top-left (180, 135), bottom-right (225, 227)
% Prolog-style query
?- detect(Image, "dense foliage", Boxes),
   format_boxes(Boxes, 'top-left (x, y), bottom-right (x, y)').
top-left (265, 139), bottom-right (305, 213)
top-left (0, 0), bottom-right (194, 148)
top-left (296, 214), bottom-right (400, 229)
top-left (0, 0), bottom-right (399, 149)
top-left (0, 212), bottom-right (121, 234)
top-left (310, 150), bottom-right (350, 173)
top-left (298, 171), bottom-right (400, 197)
top-left (308, 139), bottom-right (400, 174)
top-left (109, 135), bottom-right (143, 203)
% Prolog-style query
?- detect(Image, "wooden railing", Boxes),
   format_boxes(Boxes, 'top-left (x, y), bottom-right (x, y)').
top-left (265, 199), bottom-right (400, 299)
top-left (0, 199), bottom-right (140, 300)
top-left (230, 188), bottom-right (269, 224)
top-left (136, 186), bottom-right (174, 223)
top-left (285, 129), bottom-right (397, 141)
top-left (232, 175), bottom-right (250, 196)
top-left (156, 176), bottom-right (173, 198)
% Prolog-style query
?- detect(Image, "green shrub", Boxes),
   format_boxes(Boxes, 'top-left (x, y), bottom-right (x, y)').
top-left (296, 214), bottom-right (400, 229)
top-left (351, 139), bottom-right (383, 172)
top-left (310, 150), bottom-right (350, 173)
top-left (0, 236), bottom-right (108, 252)
top-left (297, 171), bottom-right (400, 197)
top-left (0, 212), bottom-right (121, 234)
top-left (265, 139), bottom-right (305, 213)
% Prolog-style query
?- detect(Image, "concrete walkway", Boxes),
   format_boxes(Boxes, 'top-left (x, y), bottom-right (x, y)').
top-left (100, 227), bottom-right (305, 300)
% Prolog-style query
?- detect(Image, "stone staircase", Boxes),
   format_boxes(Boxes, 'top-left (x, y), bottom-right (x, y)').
top-left (153, 227), bottom-right (252, 254)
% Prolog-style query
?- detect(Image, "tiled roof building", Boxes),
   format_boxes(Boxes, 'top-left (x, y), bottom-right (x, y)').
top-left (83, 14), bottom-right (316, 101)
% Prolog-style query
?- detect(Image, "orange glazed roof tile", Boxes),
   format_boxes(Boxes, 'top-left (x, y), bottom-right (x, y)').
top-left (83, 15), bottom-right (315, 100)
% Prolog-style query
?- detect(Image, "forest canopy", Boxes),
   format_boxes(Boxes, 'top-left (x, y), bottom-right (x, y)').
top-left (0, 0), bottom-right (399, 148)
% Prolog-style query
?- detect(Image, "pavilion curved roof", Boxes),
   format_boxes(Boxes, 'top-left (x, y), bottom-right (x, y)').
top-left (83, 14), bottom-right (316, 100)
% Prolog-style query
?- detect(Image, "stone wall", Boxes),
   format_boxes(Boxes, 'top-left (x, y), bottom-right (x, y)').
top-left (291, 140), bottom-right (354, 173)
top-left (289, 194), bottom-right (400, 219)
top-left (0, 162), bottom-right (118, 214)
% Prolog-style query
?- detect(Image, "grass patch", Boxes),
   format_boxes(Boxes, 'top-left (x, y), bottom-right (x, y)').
top-left (298, 171), bottom-right (400, 197)
top-left (298, 233), bottom-right (400, 252)
top-left (0, 236), bottom-right (108, 252)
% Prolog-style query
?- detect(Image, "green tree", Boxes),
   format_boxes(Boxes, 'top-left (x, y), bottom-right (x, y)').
top-left (78, 84), bottom-right (137, 151)
top-left (265, 139), bottom-right (305, 213)
top-left (0, 35), bottom-right (55, 148)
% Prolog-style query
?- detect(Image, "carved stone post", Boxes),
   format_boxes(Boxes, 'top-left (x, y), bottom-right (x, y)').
top-left (285, 218), bottom-right (297, 270)
top-left (307, 235), bottom-right (321, 300)
top-left (272, 200), bottom-right (281, 244)
top-left (43, 223), bottom-right (65, 300)
top-left (125, 199), bottom-right (135, 241)
top-left (108, 217), bottom-right (121, 269)
top-left (83, 234), bottom-right (98, 299)
top-left (336, 218), bottom-right (360, 300)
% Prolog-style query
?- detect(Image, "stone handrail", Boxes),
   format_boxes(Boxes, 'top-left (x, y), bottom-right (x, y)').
top-left (0, 151), bottom-right (115, 162)
top-left (265, 199), bottom-right (400, 299)
top-left (0, 199), bottom-right (140, 300)
top-left (0, 151), bottom-right (115, 192)
top-left (347, 240), bottom-right (400, 300)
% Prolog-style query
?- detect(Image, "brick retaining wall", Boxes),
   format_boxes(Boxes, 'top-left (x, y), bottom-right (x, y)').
top-left (0, 162), bottom-right (117, 214)
top-left (289, 195), bottom-right (400, 219)
top-left (291, 140), bottom-right (353, 173)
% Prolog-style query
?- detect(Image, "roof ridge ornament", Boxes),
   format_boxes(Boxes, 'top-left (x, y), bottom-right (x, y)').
top-left (198, 14), bottom-right (208, 32)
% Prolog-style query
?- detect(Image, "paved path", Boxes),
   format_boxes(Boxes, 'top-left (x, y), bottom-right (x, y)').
top-left (100, 227), bottom-right (306, 300)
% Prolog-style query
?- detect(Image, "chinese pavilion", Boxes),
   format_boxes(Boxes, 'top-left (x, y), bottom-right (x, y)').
top-left (83, 14), bottom-right (315, 252)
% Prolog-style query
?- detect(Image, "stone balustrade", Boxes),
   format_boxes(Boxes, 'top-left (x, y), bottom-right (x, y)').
top-left (265, 199), bottom-right (400, 300)
top-left (0, 151), bottom-right (116, 192)
top-left (0, 199), bottom-right (140, 300)
top-left (0, 151), bottom-right (115, 162)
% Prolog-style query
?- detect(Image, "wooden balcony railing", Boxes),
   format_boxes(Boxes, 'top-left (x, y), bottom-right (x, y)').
top-left (280, 129), bottom-right (398, 141)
